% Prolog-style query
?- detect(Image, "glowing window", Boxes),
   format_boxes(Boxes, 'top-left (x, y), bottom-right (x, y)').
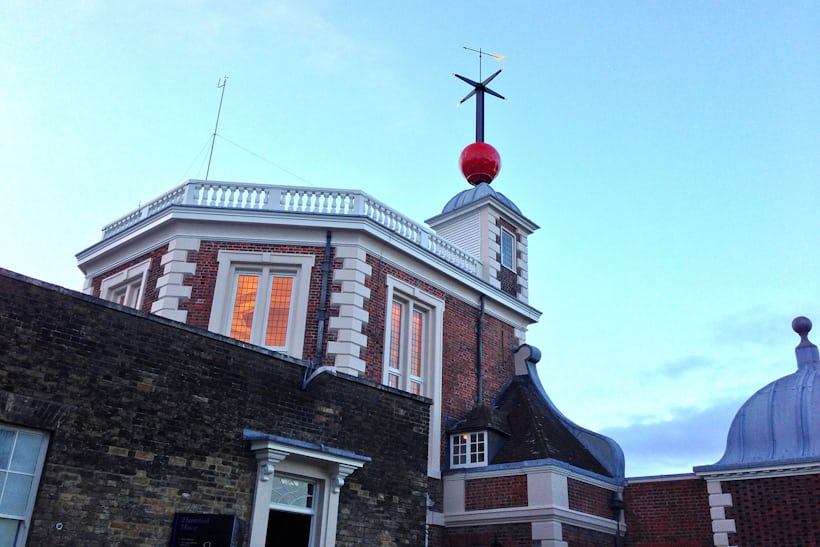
top-left (450, 431), bottom-right (487, 468)
top-left (228, 270), bottom-right (294, 350)
top-left (385, 297), bottom-right (426, 396)
top-left (209, 251), bottom-right (315, 359)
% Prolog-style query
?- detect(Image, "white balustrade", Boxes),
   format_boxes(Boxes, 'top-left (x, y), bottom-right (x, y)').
top-left (101, 180), bottom-right (481, 275)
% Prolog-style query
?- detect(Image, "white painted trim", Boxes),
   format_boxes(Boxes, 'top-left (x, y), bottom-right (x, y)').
top-left (76, 212), bottom-right (541, 326)
top-left (704, 480), bottom-right (737, 547)
top-left (0, 423), bottom-right (49, 547)
top-left (99, 258), bottom-right (152, 309)
top-left (444, 461), bottom-right (622, 491)
top-left (443, 504), bottom-right (620, 534)
top-left (247, 439), bottom-right (367, 547)
top-left (208, 250), bottom-right (315, 359)
top-left (695, 462), bottom-right (820, 480)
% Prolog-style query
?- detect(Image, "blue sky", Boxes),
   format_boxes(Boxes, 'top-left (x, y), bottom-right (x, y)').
top-left (1, 1), bottom-right (818, 476)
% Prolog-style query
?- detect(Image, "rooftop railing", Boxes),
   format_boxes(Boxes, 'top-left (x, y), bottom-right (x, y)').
top-left (101, 180), bottom-right (481, 276)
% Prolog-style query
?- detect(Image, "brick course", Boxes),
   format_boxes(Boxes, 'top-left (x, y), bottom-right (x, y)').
top-left (465, 475), bottom-right (528, 511)
top-left (0, 269), bottom-right (429, 546)
top-left (446, 522), bottom-right (531, 546)
top-left (623, 477), bottom-right (712, 547)
top-left (567, 477), bottom-right (613, 519)
top-left (563, 523), bottom-right (616, 547)
top-left (723, 473), bottom-right (820, 547)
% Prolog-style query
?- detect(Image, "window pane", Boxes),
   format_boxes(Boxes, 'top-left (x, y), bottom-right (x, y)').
top-left (271, 476), bottom-right (315, 511)
top-left (501, 230), bottom-right (514, 269)
top-left (264, 276), bottom-right (293, 347)
top-left (0, 430), bottom-right (14, 469)
top-left (0, 518), bottom-right (20, 546)
top-left (451, 435), bottom-right (467, 466)
top-left (388, 374), bottom-right (399, 389)
top-left (388, 301), bottom-right (403, 372)
top-left (0, 474), bottom-right (32, 517)
top-left (10, 432), bottom-right (43, 474)
top-left (410, 310), bottom-right (423, 377)
top-left (229, 274), bottom-right (259, 342)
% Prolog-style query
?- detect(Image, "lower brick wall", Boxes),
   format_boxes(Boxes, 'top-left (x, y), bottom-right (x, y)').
top-left (0, 270), bottom-right (430, 546)
top-left (446, 523), bottom-right (531, 546)
top-left (623, 476), bottom-right (712, 547)
top-left (563, 523), bottom-right (616, 547)
top-left (723, 473), bottom-right (820, 547)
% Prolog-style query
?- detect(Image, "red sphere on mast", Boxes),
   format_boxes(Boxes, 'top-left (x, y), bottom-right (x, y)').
top-left (459, 142), bottom-right (501, 185)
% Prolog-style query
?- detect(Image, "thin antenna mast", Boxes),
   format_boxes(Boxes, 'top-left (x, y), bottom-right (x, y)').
top-left (205, 76), bottom-right (228, 181)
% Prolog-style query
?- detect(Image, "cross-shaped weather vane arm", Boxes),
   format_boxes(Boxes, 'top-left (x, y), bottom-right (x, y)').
top-left (454, 68), bottom-right (505, 142)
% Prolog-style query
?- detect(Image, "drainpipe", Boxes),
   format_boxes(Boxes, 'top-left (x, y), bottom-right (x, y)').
top-left (476, 294), bottom-right (485, 404)
top-left (609, 490), bottom-right (625, 547)
top-left (303, 231), bottom-right (332, 389)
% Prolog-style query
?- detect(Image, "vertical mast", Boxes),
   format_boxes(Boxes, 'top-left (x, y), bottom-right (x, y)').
top-left (205, 76), bottom-right (228, 182)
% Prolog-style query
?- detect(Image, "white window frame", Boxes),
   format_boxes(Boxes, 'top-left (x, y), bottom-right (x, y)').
top-left (450, 431), bottom-right (487, 469)
top-left (208, 251), bottom-right (315, 359)
top-left (382, 276), bottom-right (444, 478)
top-left (0, 424), bottom-right (49, 547)
top-left (99, 258), bottom-right (151, 309)
top-left (500, 228), bottom-right (516, 271)
top-left (384, 297), bottom-right (428, 395)
top-left (246, 433), bottom-right (368, 547)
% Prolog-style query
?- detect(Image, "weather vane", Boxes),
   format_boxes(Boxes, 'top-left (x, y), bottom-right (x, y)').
top-left (455, 47), bottom-right (505, 143)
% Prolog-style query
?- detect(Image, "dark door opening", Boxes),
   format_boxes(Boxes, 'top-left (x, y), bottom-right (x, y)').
top-left (265, 509), bottom-right (312, 546)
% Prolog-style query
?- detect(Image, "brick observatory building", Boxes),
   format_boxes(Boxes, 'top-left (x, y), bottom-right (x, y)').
top-left (70, 151), bottom-right (628, 544)
top-left (1, 67), bottom-right (818, 545)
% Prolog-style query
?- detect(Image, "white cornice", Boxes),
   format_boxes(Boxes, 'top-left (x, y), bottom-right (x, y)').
top-left (695, 461), bottom-right (820, 481)
top-left (443, 505), bottom-right (621, 534)
top-left (76, 208), bottom-right (542, 325)
top-left (444, 461), bottom-right (621, 490)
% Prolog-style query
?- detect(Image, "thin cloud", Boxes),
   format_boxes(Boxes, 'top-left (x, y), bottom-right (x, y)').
top-left (601, 399), bottom-right (744, 476)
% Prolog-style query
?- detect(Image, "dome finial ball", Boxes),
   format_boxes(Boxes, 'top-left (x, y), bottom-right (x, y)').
top-left (792, 316), bottom-right (812, 336)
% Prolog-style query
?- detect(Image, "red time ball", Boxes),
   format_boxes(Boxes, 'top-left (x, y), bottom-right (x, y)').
top-left (459, 142), bottom-right (501, 185)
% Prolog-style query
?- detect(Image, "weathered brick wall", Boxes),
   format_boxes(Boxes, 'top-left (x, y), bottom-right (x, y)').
top-left (563, 523), bottom-right (616, 547)
top-left (90, 245), bottom-right (168, 313)
top-left (623, 476), bottom-right (712, 547)
top-left (723, 473), bottom-right (820, 547)
top-left (465, 475), bottom-right (528, 511)
top-left (0, 269), bottom-right (429, 546)
top-left (567, 477), bottom-right (613, 518)
top-left (446, 522), bottom-right (530, 546)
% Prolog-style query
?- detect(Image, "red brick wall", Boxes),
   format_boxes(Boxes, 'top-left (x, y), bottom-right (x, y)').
top-left (363, 255), bottom-right (519, 472)
top-left (465, 475), bottom-right (528, 511)
top-left (723, 473), bottom-right (820, 547)
top-left (567, 477), bottom-right (613, 518)
top-left (90, 245), bottom-right (168, 314)
top-left (446, 523), bottom-right (530, 546)
top-left (563, 523), bottom-right (616, 547)
top-left (623, 477), bottom-right (712, 547)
